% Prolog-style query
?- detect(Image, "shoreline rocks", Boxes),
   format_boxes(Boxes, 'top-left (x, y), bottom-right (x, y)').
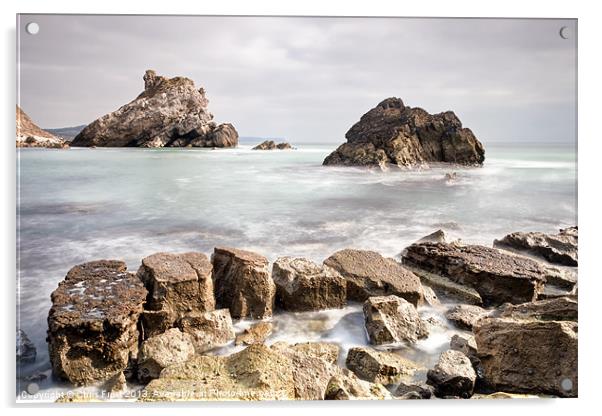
top-left (445, 304), bottom-right (490, 331)
top-left (235, 321), bottom-right (273, 346)
top-left (16, 106), bottom-right (68, 149)
top-left (323, 97), bottom-right (485, 168)
top-left (345, 347), bottom-right (420, 385)
top-left (252, 140), bottom-right (293, 150)
top-left (71, 70), bottom-right (238, 148)
top-left (273, 257), bottom-right (346, 311)
top-left (363, 295), bottom-right (429, 345)
top-left (137, 328), bottom-right (195, 383)
top-left (324, 249), bottom-right (423, 306)
top-left (427, 350), bottom-right (476, 398)
top-left (47, 260), bottom-right (147, 385)
top-left (177, 309), bottom-right (235, 352)
top-left (494, 227), bottom-right (578, 266)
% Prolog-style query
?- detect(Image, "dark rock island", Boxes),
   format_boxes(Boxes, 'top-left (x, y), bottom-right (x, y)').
top-left (323, 98), bottom-right (485, 168)
top-left (71, 70), bottom-right (238, 148)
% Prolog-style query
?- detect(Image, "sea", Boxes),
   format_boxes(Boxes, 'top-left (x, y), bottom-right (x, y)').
top-left (16, 141), bottom-right (577, 401)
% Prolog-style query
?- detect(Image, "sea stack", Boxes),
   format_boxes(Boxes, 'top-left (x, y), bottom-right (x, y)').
top-left (16, 106), bottom-right (68, 148)
top-left (323, 98), bottom-right (485, 168)
top-left (71, 70), bottom-right (238, 148)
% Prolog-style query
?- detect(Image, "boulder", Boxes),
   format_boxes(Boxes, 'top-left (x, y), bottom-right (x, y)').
top-left (323, 97), bottom-right (485, 168)
top-left (137, 328), bottom-right (195, 383)
top-left (252, 140), bottom-right (293, 150)
top-left (212, 247), bottom-right (275, 319)
top-left (235, 321), bottom-right (273, 346)
top-left (444, 304), bottom-right (490, 330)
top-left (17, 329), bottom-right (36, 364)
top-left (139, 309), bottom-right (177, 340)
top-left (177, 308), bottom-right (235, 353)
top-left (345, 347), bottom-right (420, 385)
top-left (402, 242), bottom-right (547, 306)
top-left (141, 344), bottom-right (295, 401)
top-left (272, 256), bottom-right (346, 311)
top-left (137, 252), bottom-right (215, 319)
top-left (496, 297), bottom-right (577, 322)
top-left (47, 260), bottom-right (147, 385)
top-left (395, 382), bottom-right (434, 399)
top-left (474, 317), bottom-right (577, 397)
top-left (417, 229), bottom-right (449, 244)
top-left (16, 106), bottom-right (68, 148)
top-left (325, 369), bottom-right (392, 400)
top-left (427, 350), bottom-right (476, 398)
top-left (324, 249), bottom-right (423, 306)
top-left (363, 295), bottom-right (429, 345)
top-left (494, 227), bottom-right (578, 266)
top-left (450, 334), bottom-right (478, 362)
top-left (71, 70), bottom-right (238, 148)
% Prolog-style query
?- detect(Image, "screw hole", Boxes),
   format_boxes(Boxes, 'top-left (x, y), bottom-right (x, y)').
top-left (25, 22), bottom-right (39, 35)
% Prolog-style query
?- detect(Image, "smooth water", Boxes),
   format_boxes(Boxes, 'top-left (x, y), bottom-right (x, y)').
top-left (16, 142), bottom-right (576, 400)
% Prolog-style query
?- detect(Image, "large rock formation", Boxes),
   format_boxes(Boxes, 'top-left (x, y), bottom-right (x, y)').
top-left (402, 242), bottom-right (548, 306)
top-left (16, 106), bottom-right (68, 148)
top-left (324, 249), bottom-right (423, 306)
top-left (212, 247), bottom-right (275, 319)
top-left (71, 70), bottom-right (238, 148)
top-left (323, 98), bottom-right (485, 168)
top-left (47, 260), bottom-right (147, 385)
top-left (494, 227), bottom-right (578, 266)
top-left (272, 256), bottom-right (346, 311)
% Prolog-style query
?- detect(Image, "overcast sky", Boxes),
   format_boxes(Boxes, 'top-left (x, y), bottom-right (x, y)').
top-left (18, 15), bottom-right (576, 143)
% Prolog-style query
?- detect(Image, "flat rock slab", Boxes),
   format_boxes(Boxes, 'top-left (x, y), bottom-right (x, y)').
top-left (403, 242), bottom-right (548, 306)
top-left (494, 227), bottom-right (578, 266)
top-left (47, 260), bottom-right (147, 385)
top-left (363, 295), bottom-right (429, 345)
top-left (137, 252), bottom-right (215, 316)
top-left (345, 347), bottom-right (421, 385)
top-left (273, 257), bottom-right (346, 311)
top-left (405, 265), bottom-right (483, 305)
top-left (324, 249), bottom-right (423, 306)
top-left (496, 297), bottom-right (577, 322)
top-left (474, 317), bottom-right (577, 397)
top-left (141, 344), bottom-right (295, 401)
top-left (212, 247), bottom-right (275, 319)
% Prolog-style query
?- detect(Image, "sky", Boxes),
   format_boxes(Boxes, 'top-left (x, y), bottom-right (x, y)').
top-left (17, 15), bottom-right (577, 143)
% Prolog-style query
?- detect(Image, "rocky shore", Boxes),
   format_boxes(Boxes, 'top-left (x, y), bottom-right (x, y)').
top-left (323, 98), bottom-right (485, 168)
top-left (252, 140), bottom-right (294, 150)
top-left (16, 106), bottom-right (69, 149)
top-left (71, 70), bottom-right (239, 148)
top-left (43, 227), bottom-right (577, 401)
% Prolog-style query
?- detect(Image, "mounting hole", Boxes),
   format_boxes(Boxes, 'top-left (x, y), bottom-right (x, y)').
top-left (559, 26), bottom-right (570, 40)
top-left (561, 378), bottom-right (573, 391)
top-left (26, 22), bottom-right (40, 35)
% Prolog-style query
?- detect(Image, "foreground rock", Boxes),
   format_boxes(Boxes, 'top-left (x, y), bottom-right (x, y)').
top-left (496, 297), bottom-right (577, 322)
top-left (137, 328), bottom-right (195, 383)
top-left (345, 347), bottom-right (420, 385)
top-left (142, 344), bottom-right (295, 401)
top-left (395, 382), bottom-right (435, 399)
top-left (325, 369), bottom-right (392, 400)
top-left (323, 97), bottom-right (485, 168)
top-left (252, 140), bottom-right (293, 150)
top-left (71, 70), bottom-right (238, 148)
top-left (403, 242), bottom-right (547, 306)
top-left (445, 304), bottom-right (490, 330)
top-left (16, 329), bottom-right (36, 364)
top-left (16, 106), bottom-right (68, 148)
top-left (177, 309), bottom-right (235, 352)
top-left (235, 321), bottom-right (273, 346)
top-left (474, 317), bottom-right (577, 397)
top-left (494, 227), bottom-right (578, 266)
top-left (212, 247), bottom-right (275, 319)
top-left (272, 257), bottom-right (346, 311)
top-left (427, 350), bottom-right (476, 398)
top-left (137, 252), bottom-right (215, 327)
top-left (363, 295), bottom-right (429, 345)
top-left (47, 260), bottom-right (147, 385)
top-left (324, 249), bottom-right (423, 306)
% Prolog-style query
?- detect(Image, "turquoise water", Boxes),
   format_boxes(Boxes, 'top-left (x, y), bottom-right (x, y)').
top-left (16, 141), bottom-right (576, 399)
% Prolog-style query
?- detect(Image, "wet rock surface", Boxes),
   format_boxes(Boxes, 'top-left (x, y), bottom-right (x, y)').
top-left (47, 260), bottom-right (147, 385)
top-left (474, 317), bottom-right (578, 397)
top-left (363, 295), bottom-right (429, 345)
top-left (427, 350), bottom-right (476, 398)
top-left (273, 256), bottom-right (346, 311)
top-left (137, 328), bottom-right (195, 383)
top-left (177, 309), bottom-right (235, 353)
top-left (324, 249), bottom-right (423, 305)
top-left (403, 242), bottom-right (547, 306)
top-left (345, 347), bottom-right (420, 385)
top-left (212, 247), bottom-right (275, 319)
top-left (494, 227), bottom-right (578, 266)
top-left (323, 97), bottom-right (485, 168)
top-left (445, 304), bottom-right (490, 330)
top-left (71, 70), bottom-right (238, 148)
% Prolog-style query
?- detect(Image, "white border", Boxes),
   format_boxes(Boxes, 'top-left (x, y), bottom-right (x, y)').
top-left (2, 0), bottom-right (600, 414)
